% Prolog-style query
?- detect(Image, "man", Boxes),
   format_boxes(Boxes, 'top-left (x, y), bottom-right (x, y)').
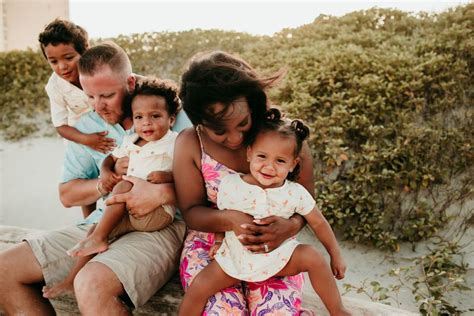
top-left (0, 42), bottom-right (191, 315)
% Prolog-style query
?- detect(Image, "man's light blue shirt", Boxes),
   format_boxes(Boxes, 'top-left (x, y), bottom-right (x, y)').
top-left (62, 110), bottom-right (192, 223)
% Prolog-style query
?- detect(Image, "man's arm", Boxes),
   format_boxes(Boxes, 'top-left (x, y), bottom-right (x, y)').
top-left (60, 137), bottom-right (102, 208)
top-left (59, 178), bottom-right (102, 208)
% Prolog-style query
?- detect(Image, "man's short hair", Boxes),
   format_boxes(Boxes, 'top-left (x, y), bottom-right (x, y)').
top-left (78, 41), bottom-right (132, 78)
top-left (38, 18), bottom-right (89, 58)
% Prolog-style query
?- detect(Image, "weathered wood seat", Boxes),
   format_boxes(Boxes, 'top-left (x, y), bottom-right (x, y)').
top-left (0, 225), bottom-right (417, 315)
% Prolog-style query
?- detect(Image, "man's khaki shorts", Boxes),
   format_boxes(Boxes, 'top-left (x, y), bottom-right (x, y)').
top-left (25, 220), bottom-right (186, 307)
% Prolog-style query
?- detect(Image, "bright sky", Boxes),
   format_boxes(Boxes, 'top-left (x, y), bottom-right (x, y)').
top-left (70, 0), bottom-right (470, 39)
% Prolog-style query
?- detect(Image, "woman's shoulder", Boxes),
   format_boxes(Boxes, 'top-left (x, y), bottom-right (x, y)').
top-left (175, 127), bottom-right (200, 154)
top-left (177, 127), bottom-right (198, 142)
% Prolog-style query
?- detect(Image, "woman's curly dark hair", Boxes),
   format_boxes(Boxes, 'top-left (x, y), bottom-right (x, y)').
top-left (179, 51), bottom-right (284, 143)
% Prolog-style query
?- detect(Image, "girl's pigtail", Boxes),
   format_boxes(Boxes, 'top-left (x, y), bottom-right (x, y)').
top-left (290, 119), bottom-right (310, 141)
top-left (265, 108), bottom-right (281, 122)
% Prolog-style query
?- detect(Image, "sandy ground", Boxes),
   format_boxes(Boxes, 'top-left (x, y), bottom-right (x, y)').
top-left (1, 136), bottom-right (472, 314)
top-left (0, 137), bottom-right (82, 230)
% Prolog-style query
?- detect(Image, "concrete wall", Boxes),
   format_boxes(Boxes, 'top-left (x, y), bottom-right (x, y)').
top-left (0, 0), bottom-right (68, 51)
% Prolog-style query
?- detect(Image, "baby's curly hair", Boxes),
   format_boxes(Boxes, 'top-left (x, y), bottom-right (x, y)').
top-left (131, 77), bottom-right (182, 117)
top-left (250, 108), bottom-right (310, 181)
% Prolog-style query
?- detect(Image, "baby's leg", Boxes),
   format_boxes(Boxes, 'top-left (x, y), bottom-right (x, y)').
top-left (129, 205), bottom-right (173, 232)
top-left (179, 261), bottom-right (239, 316)
top-left (275, 245), bottom-right (350, 316)
top-left (80, 202), bottom-right (96, 218)
top-left (42, 255), bottom-right (93, 298)
top-left (68, 180), bottom-right (133, 257)
top-left (43, 225), bottom-right (96, 298)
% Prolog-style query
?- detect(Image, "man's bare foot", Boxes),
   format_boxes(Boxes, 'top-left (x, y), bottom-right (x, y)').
top-left (42, 280), bottom-right (73, 299)
top-left (67, 236), bottom-right (109, 257)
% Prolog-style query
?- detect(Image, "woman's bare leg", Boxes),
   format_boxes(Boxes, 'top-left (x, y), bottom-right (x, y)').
top-left (276, 245), bottom-right (350, 316)
top-left (68, 180), bottom-right (133, 257)
top-left (179, 261), bottom-right (239, 316)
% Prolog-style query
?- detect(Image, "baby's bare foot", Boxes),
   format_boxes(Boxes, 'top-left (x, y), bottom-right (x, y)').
top-left (42, 281), bottom-right (73, 299)
top-left (67, 236), bottom-right (109, 257)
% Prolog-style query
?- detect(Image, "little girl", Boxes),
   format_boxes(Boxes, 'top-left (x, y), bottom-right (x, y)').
top-left (179, 108), bottom-right (350, 315)
top-left (42, 78), bottom-right (180, 298)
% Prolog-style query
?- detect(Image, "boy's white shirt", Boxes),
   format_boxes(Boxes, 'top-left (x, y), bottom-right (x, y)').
top-left (111, 130), bottom-right (178, 180)
top-left (45, 72), bottom-right (92, 127)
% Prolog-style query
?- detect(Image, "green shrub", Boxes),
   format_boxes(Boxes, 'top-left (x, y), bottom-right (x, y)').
top-left (270, 6), bottom-right (473, 249)
top-left (0, 49), bottom-right (50, 140)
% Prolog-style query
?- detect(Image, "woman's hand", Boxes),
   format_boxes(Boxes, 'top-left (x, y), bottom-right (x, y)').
top-left (105, 175), bottom-right (175, 217)
top-left (239, 215), bottom-right (300, 253)
top-left (225, 209), bottom-right (256, 238)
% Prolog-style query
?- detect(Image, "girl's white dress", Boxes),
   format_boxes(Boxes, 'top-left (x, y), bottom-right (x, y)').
top-left (215, 173), bottom-right (315, 282)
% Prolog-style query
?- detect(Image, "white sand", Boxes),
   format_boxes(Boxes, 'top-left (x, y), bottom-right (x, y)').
top-left (1, 136), bottom-right (472, 314)
top-left (0, 137), bottom-right (82, 230)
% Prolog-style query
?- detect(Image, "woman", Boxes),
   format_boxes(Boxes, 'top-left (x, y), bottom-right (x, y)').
top-left (174, 51), bottom-right (317, 314)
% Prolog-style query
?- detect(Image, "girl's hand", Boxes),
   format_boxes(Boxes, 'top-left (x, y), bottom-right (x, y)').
top-left (106, 175), bottom-right (175, 218)
top-left (330, 255), bottom-right (347, 280)
top-left (239, 215), bottom-right (299, 253)
top-left (83, 131), bottom-right (116, 154)
top-left (114, 157), bottom-right (129, 176)
top-left (209, 242), bottom-right (221, 259)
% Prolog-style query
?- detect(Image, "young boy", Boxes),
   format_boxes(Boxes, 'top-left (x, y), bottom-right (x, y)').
top-left (39, 19), bottom-right (115, 154)
top-left (42, 77), bottom-right (181, 299)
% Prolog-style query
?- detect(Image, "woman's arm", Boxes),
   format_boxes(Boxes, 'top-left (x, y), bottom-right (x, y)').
top-left (174, 129), bottom-right (255, 233)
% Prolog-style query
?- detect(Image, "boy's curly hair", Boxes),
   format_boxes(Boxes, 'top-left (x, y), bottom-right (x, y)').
top-left (131, 77), bottom-right (182, 117)
top-left (38, 18), bottom-right (89, 58)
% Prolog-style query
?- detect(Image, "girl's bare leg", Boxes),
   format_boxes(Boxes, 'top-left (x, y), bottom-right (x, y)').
top-left (43, 225), bottom-right (96, 298)
top-left (276, 245), bottom-right (350, 316)
top-left (68, 180), bottom-right (133, 257)
top-left (179, 261), bottom-right (239, 316)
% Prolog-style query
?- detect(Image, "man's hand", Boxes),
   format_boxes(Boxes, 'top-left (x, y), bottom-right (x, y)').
top-left (83, 131), bottom-right (116, 154)
top-left (106, 175), bottom-right (175, 217)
